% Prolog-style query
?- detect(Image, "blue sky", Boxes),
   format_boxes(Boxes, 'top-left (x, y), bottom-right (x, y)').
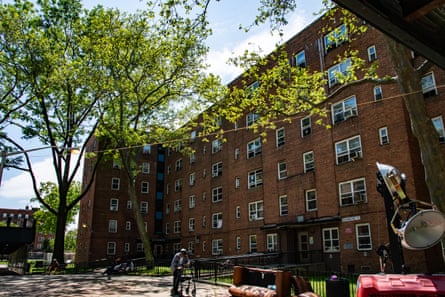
top-left (0, 0), bottom-right (324, 209)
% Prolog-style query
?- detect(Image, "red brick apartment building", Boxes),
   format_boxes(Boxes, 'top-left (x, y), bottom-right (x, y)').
top-left (76, 13), bottom-right (445, 273)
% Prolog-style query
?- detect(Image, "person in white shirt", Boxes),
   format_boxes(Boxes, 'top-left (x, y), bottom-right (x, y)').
top-left (170, 248), bottom-right (190, 296)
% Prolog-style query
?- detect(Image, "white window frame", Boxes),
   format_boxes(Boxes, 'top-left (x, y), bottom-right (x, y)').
top-left (189, 152), bottom-right (196, 164)
top-left (278, 161), bottom-right (287, 180)
top-left (267, 233), bottom-right (278, 252)
top-left (189, 218), bottom-right (195, 232)
top-left (141, 181), bottom-right (149, 194)
top-left (249, 235), bottom-right (257, 253)
top-left (323, 227), bottom-right (340, 253)
top-left (276, 127), bottom-right (285, 147)
top-left (247, 137), bottom-right (262, 159)
top-left (189, 172), bottom-right (196, 185)
top-left (306, 189), bottom-right (317, 212)
top-left (175, 159), bottom-right (183, 171)
top-left (173, 221), bottom-right (181, 233)
top-left (335, 135), bottom-right (362, 164)
top-left (212, 139), bottom-right (223, 153)
top-left (234, 148), bottom-right (240, 160)
top-left (356, 223), bottom-right (372, 251)
top-left (212, 162), bottom-right (223, 177)
top-left (125, 221), bottom-right (131, 231)
top-left (189, 195), bottom-right (195, 209)
top-left (248, 169), bottom-right (263, 189)
top-left (127, 200), bottom-right (132, 209)
top-left (108, 220), bottom-right (117, 233)
top-left (124, 242), bottom-right (130, 253)
top-left (328, 58), bottom-right (351, 87)
top-left (236, 236), bottom-right (241, 250)
top-left (339, 178), bottom-right (367, 206)
top-left (110, 199), bottom-right (119, 211)
top-left (140, 201), bottom-right (148, 214)
top-left (279, 195), bottom-right (288, 216)
top-left (432, 116), bottom-right (445, 142)
top-left (107, 242), bottom-right (116, 255)
top-left (301, 116), bottom-right (312, 137)
top-left (379, 127), bottom-right (389, 145)
top-left (236, 206), bottom-right (241, 219)
top-left (294, 50), bottom-right (306, 67)
top-left (174, 200), bottom-right (182, 212)
top-left (367, 45), bottom-right (377, 61)
top-left (136, 243), bottom-right (144, 252)
top-left (332, 95), bottom-right (357, 124)
top-left (374, 85), bottom-right (383, 101)
top-left (212, 212), bottom-right (223, 229)
top-left (324, 23), bottom-right (348, 52)
top-left (248, 200), bottom-right (264, 221)
top-left (235, 177), bottom-right (240, 189)
top-left (303, 151), bottom-right (314, 172)
top-left (422, 72), bottom-right (437, 96)
top-left (111, 178), bottom-right (120, 190)
top-left (174, 179), bottom-right (182, 192)
top-left (246, 113), bottom-right (260, 127)
top-left (212, 186), bottom-right (223, 202)
top-left (142, 162), bottom-right (150, 174)
top-left (211, 239), bottom-right (223, 255)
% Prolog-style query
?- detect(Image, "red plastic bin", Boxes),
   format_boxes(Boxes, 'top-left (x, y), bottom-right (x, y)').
top-left (356, 274), bottom-right (445, 297)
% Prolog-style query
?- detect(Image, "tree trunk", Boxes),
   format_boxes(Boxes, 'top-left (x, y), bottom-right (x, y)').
top-left (52, 206), bottom-right (68, 264)
top-left (385, 37), bottom-right (445, 213)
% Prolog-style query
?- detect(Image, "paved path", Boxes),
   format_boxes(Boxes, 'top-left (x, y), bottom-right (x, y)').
top-left (0, 272), bottom-right (231, 297)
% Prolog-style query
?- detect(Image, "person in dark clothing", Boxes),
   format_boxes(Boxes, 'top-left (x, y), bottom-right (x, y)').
top-left (170, 248), bottom-right (190, 296)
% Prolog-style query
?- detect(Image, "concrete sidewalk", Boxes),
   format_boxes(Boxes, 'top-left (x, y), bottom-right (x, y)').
top-left (0, 272), bottom-right (231, 297)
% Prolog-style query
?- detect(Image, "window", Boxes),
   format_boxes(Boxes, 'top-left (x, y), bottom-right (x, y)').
top-left (108, 220), bottom-right (117, 233)
top-left (248, 169), bottom-right (263, 189)
top-left (234, 148), bottom-right (240, 160)
top-left (212, 213), bottom-right (223, 229)
top-left (190, 130), bottom-right (197, 141)
top-left (379, 127), bottom-right (389, 145)
top-left (111, 178), bottom-right (120, 190)
top-left (323, 227), bottom-right (340, 252)
top-left (278, 161), bottom-right (287, 180)
top-left (279, 195), bottom-right (288, 216)
top-left (356, 223), bottom-right (372, 250)
top-left (303, 151), bottom-right (314, 172)
top-left (136, 243), bottom-right (144, 252)
top-left (202, 216), bottom-right (206, 227)
top-left (112, 159), bottom-right (121, 169)
top-left (422, 72), bottom-right (437, 97)
top-left (249, 200), bottom-right (264, 221)
top-left (212, 186), bottom-right (223, 202)
top-left (107, 242), bottom-right (116, 255)
top-left (246, 113), bottom-right (260, 127)
top-left (189, 153), bottom-right (196, 164)
top-left (374, 86), bottom-right (383, 101)
top-left (140, 201), bottom-right (148, 214)
top-left (110, 199), bottom-right (119, 211)
top-left (189, 195), bottom-right (195, 209)
top-left (249, 235), bottom-right (257, 253)
top-left (335, 135), bottom-right (362, 164)
top-left (142, 144), bottom-right (151, 154)
top-left (212, 162), bottom-right (223, 177)
top-left (189, 218), bottom-right (195, 231)
top-left (339, 178), bottom-right (367, 206)
top-left (188, 242), bottom-right (195, 255)
top-left (328, 58), bottom-right (351, 87)
top-left (165, 223), bottom-right (169, 234)
top-left (247, 138), bottom-right (262, 158)
top-left (236, 206), bottom-right (241, 219)
top-left (432, 116), bottom-right (445, 142)
top-left (212, 239), bottom-right (223, 255)
top-left (174, 179), bottom-right (182, 192)
top-left (189, 172), bottom-right (196, 185)
top-left (276, 127), bottom-right (285, 147)
top-left (141, 181), bottom-right (149, 193)
top-left (127, 200), bottom-right (132, 209)
top-left (124, 242), bottom-right (130, 253)
top-left (142, 162), bottom-right (150, 174)
top-left (125, 221), bottom-right (131, 231)
top-left (246, 80), bottom-right (259, 97)
top-left (324, 23), bottom-right (348, 52)
top-left (174, 221), bottom-right (181, 233)
top-left (212, 139), bottom-right (223, 153)
top-left (294, 50), bottom-right (306, 67)
top-left (306, 189), bottom-right (317, 211)
top-left (267, 233), bottom-right (278, 252)
top-left (301, 117), bottom-right (311, 137)
top-left (236, 236), bottom-right (241, 250)
top-left (235, 177), bottom-right (240, 189)
top-left (367, 45), bottom-right (377, 62)
top-left (174, 200), bottom-right (182, 212)
top-left (332, 95), bottom-right (357, 124)
top-left (175, 159), bottom-right (183, 171)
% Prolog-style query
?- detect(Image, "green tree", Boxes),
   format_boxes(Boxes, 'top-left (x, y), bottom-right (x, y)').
top-left (64, 229), bottom-right (77, 252)
top-left (30, 181), bottom-right (80, 235)
top-left (90, 3), bottom-right (222, 264)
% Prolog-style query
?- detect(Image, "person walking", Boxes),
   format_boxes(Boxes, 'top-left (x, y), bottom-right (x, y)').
top-left (170, 248), bottom-right (190, 296)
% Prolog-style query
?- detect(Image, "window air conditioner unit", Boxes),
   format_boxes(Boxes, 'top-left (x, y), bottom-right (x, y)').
top-left (350, 151), bottom-right (362, 160)
top-left (302, 127), bottom-right (311, 136)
